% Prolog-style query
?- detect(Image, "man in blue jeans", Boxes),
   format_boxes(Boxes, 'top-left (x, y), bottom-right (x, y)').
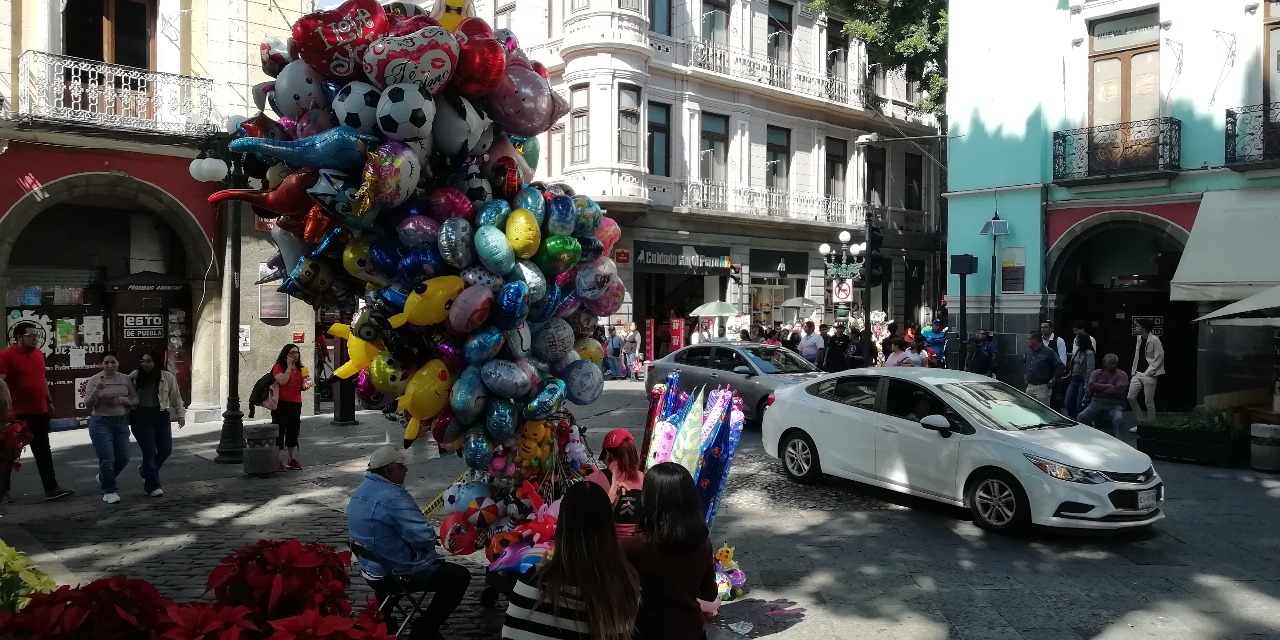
top-left (1077, 354), bottom-right (1130, 436)
top-left (348, 446), bottom-right (470, 640)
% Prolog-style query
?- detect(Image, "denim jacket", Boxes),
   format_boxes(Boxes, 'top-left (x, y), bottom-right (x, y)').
top-left (346, 473), bottom-right (440, 578)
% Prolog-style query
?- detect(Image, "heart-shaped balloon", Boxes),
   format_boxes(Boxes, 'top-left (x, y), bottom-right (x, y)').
top-left (292, 0), bottom-right (390, 82)
top-left (452, 21), bottom-right (506, 98)
top-left (362, 26), bottom-right (459, 95)
top-left (387, 13), bottom-right (440, 35)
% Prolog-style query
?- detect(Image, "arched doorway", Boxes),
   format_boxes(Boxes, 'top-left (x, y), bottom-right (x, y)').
top-left (1047, 213), bottom-right (1196, 412)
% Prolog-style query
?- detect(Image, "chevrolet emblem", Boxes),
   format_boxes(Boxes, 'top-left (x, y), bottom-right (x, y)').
top-left (1136, 475), bottom-right (1146, 482)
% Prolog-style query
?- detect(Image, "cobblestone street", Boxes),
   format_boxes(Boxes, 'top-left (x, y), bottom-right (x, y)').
top-left (3, 381), bottom-right (1280, 639)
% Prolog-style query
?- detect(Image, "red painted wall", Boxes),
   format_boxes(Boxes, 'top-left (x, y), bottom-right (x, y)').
top-left (0, 141), bottom-right (217, 239)
top-left (1046, 201), bottom-right (1199, 249)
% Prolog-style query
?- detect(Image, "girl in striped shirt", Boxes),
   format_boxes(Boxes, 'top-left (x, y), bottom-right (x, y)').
top-left (501, 481), bottom-right (641, 640)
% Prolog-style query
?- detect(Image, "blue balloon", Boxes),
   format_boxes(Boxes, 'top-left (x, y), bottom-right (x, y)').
top-left (451, 365), bottom-right (489, 423)
top-left (474, 225), bottom-right (516, 276)
top-left (457, 480), bottom-right (491, 508)
top-left (229, 125), bottom-right (376, 172)
top-left (396, 246), bottom-right (445, 285)
top-left (573, 196), bottom-right (604, 236)
top-left (462, 427), bottom-right (493, 471)
top-left (369, 237), bottom-right (404, 275)
top-left (464, 326), bottom-right (506, 366)
top-left (514, 187), bottom-right (546, 224)
top-left (546, 195), bottom-right (576, 236)
top-left (476, 199), bottom-right (513, 229)
top-left (577, 236), bottom-right (604, 263)
top-left (378, 284), bottom-right (410, 311)
top-left (494, 280), bottom-right (530, 330)
top-left (485, 397), bottom-right (519, 440)
top-left (561, 359), bottom-right (604, 404)
top-left (528, 283), bottom-right (566, 324)
top-left (524, 378), bottom-right (566, 420)
top-left (323, 80), bottom-right (342, 102)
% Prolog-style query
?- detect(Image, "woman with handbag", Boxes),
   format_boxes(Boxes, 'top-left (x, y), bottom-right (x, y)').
top-left (622, 322), bottom-right (641, 382)
top-left (270, 344), bottom-right (312, 471)
top-left (128, 352), bottom-right (186, 497)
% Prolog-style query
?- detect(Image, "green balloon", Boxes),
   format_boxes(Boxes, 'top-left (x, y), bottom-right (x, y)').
top-left (533, 235), bottom-right (582, 274)
top-left (517, 136), bottom-right (540, 171)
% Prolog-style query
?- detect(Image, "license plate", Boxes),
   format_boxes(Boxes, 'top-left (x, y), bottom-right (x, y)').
top-left (1137, 489), bottom-right (1158, 510)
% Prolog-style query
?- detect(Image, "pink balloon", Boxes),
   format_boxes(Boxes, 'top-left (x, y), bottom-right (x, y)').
top-left (295, 108), bottom-right (337, 137)
top-left (485, 50), bottom-right (569, 136)
top-left (430, 187), bottom-right (474, 222)
top-left (448, 286), bottom-right (495, 333)
top-left (594, 217), bottom-right (621, 255)
top-left (585, 277), bottom-right (625, 316)
top-left (398, 215), bottom-right (442, 248)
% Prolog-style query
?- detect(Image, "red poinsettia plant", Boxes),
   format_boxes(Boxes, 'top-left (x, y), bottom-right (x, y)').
top-left (263, 599), bottom-right (394, 640)
top-left (206, 540), bottom-right (352, 624)
top-left (157, 603), bottom-right (259, 640)
top-left (0, 420), bottom-right (33, 471)
top-left (0, 575), bottom-right (174, 639)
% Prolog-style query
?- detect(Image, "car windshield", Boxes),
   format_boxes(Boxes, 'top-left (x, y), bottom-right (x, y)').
top-left (740, 346), bottom-right (817, 374)
top-left (935, 381), bottom-right (1073, 431)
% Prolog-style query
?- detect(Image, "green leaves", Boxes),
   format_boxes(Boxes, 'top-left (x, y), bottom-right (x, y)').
top-left (0, 539), bottom-right (58, 613)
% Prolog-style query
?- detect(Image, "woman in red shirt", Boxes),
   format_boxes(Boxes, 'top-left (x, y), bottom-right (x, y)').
top-left (586, 429), bottom-right (645, 539)
top-left (271, 344), bottom-right (311, 471)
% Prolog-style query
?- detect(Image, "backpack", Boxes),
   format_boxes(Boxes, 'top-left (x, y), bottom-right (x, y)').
top-left (247, 372), bottom-right (279, 418)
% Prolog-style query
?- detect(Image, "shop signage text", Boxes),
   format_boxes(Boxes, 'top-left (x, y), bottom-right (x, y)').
top-left (632, 241), bottom-right (731, 275)
top-left (121, 314), bottom-right (164, 339)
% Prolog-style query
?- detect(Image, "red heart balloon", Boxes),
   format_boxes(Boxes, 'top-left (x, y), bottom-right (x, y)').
top-left (454, 17), bottom-right (494, 45)
top-left (292, 0), bottom-right (389, 82)
top-left (387, 13), bottom-right (441, 36)
top-left (452, 36), bottom-right (506, 98)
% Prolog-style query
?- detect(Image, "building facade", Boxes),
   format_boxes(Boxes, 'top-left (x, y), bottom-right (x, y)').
top-left (476, 0), bottom-right (942, 356)
top-left (0, 0), bottom-right (318, 423)
top-left (947, 0), bottom-right (1280, 408)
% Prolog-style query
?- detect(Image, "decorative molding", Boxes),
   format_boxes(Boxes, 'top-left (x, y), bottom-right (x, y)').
top-left (1046, 192), bottom-right (1203, 209)
top-left (1062, 178), bottom-right (1172, 193)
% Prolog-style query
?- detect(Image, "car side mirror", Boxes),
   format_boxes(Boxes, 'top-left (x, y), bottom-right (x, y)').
top-left (920, 414), bottom-right (952, 437)
top-left (732, 365), bottom-right (755, 377)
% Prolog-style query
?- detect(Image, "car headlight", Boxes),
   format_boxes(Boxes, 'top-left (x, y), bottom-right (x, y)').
top-left (1024, 454), bottom-right (1108, 484)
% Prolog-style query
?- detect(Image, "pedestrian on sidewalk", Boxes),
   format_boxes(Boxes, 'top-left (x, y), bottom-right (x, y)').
top-left (128, 352), bottom-right (186, 497)
top-left (587, 429), bottom-right (645, 540)
top-left (623, 322), bottom-right (642, 381)
top-left (1040, 321), bottom-right (1069, 410)
top-left (624, 462), bottom-right (718, 640)
top-left (271, 344), bottom-right (312, 471)
top-left (1128, 318), bottom-right (1164, 430)
top-left (606, 327), bottom-right (625, 379)
top-left (1078, 354), bottom-right (1130, 436)
top-left (348, 446), bottom-right (471, 640)
top-left (0, 324), bottom-right (74, 503)
top-left (85, 352), bottom-right (138, 505)
top-left (822, 324), bottom-right (851, 372)
top-left (1063, 333), bottom-right (1095, 419)
top-left (502, 481), bottom-right (640, 640)
top-left (884, 338), bottom-right (914, 367)
top-left (1023, 331), bottom-right (1064, 406)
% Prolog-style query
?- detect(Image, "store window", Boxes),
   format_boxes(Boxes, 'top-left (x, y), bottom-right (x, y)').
top-left (570, 84), bottom-right (589, 164)
top-left (648, 102), bottom-right (671, 176)
top-left (619, 85), bottom-right (642, 164)
top-left (826, 137), bottom-right (847, 199)
top-left (650, 0), bottom-right (671, 35)
top-left (904, 152), bottom-right (924, 211)
top-left (700, 112), bottom-right (729, 182)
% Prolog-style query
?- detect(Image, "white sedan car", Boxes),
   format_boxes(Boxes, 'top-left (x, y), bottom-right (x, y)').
top-left (762, 368), bottom-right (1164, 533)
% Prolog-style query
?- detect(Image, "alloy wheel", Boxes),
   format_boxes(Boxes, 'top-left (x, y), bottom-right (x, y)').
top-left (784, 438), bottom-right (812, 477)
top-left (974, 478), bottom-right (1018, 526)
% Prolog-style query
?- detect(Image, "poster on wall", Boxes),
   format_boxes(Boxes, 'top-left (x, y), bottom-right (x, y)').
top-left (1001, 247), bottom-right (1026, 293)
top-left (259, 263), bottom-right (291, 320)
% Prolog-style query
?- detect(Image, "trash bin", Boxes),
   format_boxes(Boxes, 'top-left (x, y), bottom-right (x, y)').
top-left (1251, 423), bottom-right (1280, 472)
top-left (245, 423), bottom-right (279, 477)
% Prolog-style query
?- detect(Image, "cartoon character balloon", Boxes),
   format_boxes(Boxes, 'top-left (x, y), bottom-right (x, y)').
top-left (485, 49), bottom-right (569, 136)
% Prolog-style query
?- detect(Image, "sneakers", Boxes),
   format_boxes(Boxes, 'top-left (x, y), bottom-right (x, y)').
top-left (148, 488), bottom-right (165, 497)
top-left (287, 459), bottom-right (303, 471)
top-left (102, 493), bottom-right (121, 504)
top-left (1, 492), bottom-right (12, 504)
top-left (44, 487), bottom-right (73, 501)
top-left (278, 460), bottom-right (287, 472)
top-left (1129, 426), bottom-right (1139, 433)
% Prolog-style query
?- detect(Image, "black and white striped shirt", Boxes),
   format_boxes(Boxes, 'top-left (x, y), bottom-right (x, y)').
top-left (501, 572), bottom-right (591, 640)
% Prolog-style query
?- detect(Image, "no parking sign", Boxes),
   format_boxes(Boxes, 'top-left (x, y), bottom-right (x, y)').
top-left (832, 280), bottom-right (854, 303)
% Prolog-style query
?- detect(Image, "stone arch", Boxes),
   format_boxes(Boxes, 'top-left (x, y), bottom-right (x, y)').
top-left (0, 172), bottom-right (216, 281)
top-left (1045, 209), bottom-right (1189, 293)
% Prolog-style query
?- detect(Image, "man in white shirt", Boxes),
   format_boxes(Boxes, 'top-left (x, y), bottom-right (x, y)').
top-left (1128, 318), bottom-right (1165, 429)
top-left (1040, 321), bottom-right (1069, 410)
top-left (798, 321), bottom-right (825, 365)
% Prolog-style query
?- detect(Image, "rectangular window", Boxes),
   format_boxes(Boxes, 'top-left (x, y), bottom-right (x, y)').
top-left (549, 126), bottom-right (565, 176)
top-left (64, 0), bottom-right (156, 68)
top-left (703, 0), bottom-right (729, 44)
top-left (494, 2), bottom-right (516, 31)
top-left (571, 0), bottom-right (589, 12)
top-left (825, 137), bottom-right (847, 198)
top-left (904, 152), bottom-right (924, 211)
top-left (864, 145), bottom-right (886, 207)
top-left (618, 85), bottom-right (642, 164)
top-left (826, 20), bottom-right (847, 81)
top-left (1087, 8), bottom-right (1159, 172)
top-left (767, 1), bottom-right (792, 89)
top-left (905, 79), bottom-right (918, 103)
top-left (549, 0), bottom-right (563, 37)
top-left (765, 126), bottom-right (790, 192)
top-left (570, 85), bottom-right (589, 164)
top-left (620, 0), bottom-right (640, 10)
top-left (650, 0), bottom-right (670, 35)
top-left (648, 102), bottom-right (670, 176)
top-left (700, 113), bottom-right (729, 182)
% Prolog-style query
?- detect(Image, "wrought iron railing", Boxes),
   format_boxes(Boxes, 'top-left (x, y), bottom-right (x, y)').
top-left (1225, 102), bottom-right (1280, 166)
top-left (16, 50), bottom-right (217, 136)
top-left (677, 181), bottom-right (916, 229)
top-left (1052, 117), bottom-right (1181, 182)
top-left (687, 38), bottom-right (864, 108)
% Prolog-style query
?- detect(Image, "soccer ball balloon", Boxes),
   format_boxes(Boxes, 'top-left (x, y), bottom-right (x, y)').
top-left (377, 83), bottom-right (435, 142)
top-left (332, 81), bottom-right (382, 136)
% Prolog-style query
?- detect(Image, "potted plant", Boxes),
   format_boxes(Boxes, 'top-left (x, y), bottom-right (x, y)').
top-left (206, 540), bottom-right (353, 626)
top-left (0, 540), bottom-right (57, 613)
top-left (0, 575), bottom-right (174, 638)
top-left (1136, 407), bottom-right (1243, 466)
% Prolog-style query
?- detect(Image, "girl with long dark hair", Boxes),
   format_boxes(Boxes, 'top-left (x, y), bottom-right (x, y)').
top-left (272, 343), bottom-right (312, 471)
top-left (625, 462), bottom-right (717, 640)
top-left (128, 352), bottom-right (186, 496)
top-left (502, 481), bottom-right (640, 640)
top-left (587, 429), bottom-right (645, 539)
top-left (1064, 332), bottom-right (1096, 419)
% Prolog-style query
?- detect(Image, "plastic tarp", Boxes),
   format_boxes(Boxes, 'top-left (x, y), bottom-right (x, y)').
top-left (1170, 189), bottom-right (1280, 302)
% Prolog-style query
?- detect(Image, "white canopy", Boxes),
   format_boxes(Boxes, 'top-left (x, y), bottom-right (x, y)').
top-left (1194, 283), bottom-right (1280, 327)
top-left (1170, 189), bottom-right (1280, 302)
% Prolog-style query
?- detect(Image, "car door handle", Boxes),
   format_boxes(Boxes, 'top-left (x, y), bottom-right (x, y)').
top-left (710, 373), bottom-right (719, 378)
top-left (881, 426), bottom-right (897, 433)
top-left (816, 408), bottom-right (831, 415)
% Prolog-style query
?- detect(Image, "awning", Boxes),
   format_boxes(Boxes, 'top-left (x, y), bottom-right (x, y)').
top-left (1194, 284), bottom-right (1280, 326)
top-left (1170, 189), bottom-right (1280, 302)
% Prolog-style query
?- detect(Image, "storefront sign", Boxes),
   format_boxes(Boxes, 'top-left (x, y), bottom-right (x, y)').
top-left (632, 241), bottom-right (731, 275)
top-left (613, 248), bottom-right (631, 265)
top-left (1131, 316), bottom-right (1164, 336)
top-left (293, 331), bottom-right (306, 344)
top-left (121, 313), bottom-right (164, 339)
top-left (750, 249), bottom-right (809, 279)
top-left (1000, 247), bottom-right (1026, 293)
top-left (1091, 10), bottom-right (1159, 53)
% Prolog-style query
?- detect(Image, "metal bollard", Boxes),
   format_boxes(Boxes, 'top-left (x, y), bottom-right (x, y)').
top-left (244, 423), bottom-right (279, 477)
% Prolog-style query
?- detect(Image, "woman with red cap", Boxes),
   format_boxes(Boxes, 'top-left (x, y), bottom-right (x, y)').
top-left (587, 428), bottom-right (645, 539)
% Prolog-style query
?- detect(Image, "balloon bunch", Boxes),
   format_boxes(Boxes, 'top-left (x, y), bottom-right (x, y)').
top-left (714, 544), bottom-right (747, 601)
top-left (213, 0), bottom-right (625, 451)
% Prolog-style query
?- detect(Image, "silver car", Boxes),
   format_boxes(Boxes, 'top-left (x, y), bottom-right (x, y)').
top-left (645, 341), bottom-right (825, 422)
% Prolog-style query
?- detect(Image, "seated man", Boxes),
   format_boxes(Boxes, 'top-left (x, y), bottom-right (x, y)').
top-left (347, 446), bottom-right (470, 640)
top-left (1076, 353), bottom-right (1130, 437)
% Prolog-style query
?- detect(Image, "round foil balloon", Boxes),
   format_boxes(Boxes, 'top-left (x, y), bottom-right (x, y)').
top-left (481, 358), bottom-right (532, 397)
top-left (533, 236), bottom-right (581, 275)
top-left (355, 370), bottom-right (392, 409)
top-left (463, 325), bottom-right (506, 365)
top-left (584, 277), bottom-right (625, 316)
top-left (545, 195), bottom-right (576, 237)
top-left (524, 378), bottom-right (566, 420)
top-left (485, 397), bottom-right (519, 440)
top-left (461, 265), bottom-right (504, 292)
top-left (476, 199), bottom-right (512, 229)
top-left (572, 196), bottom-right (603, 236)
top-left (396, 246), bottom-right (445, 285)
top-left (565, 309), bottom-right (599, 339)
top-left (369, 237), bottom-right (406, 275)
top-left (509, 260), bottom-right (547, 303)
top-left (594, 216), bottom-right (622, 254)
top-left (450, 365), bottom-right (488, 423)
top-left (452, 27), bottom-right (506, 97)
top-left (532, 318), bottom-right (575, 362)
top-left (577, 236), bottom-right (604, 264)
top-left (438, 217), bottom-right (475, 269)
top-left (361, 25), bottom-right (459, 94)
top-left (353, 141), bottom-right (420, 213)
top-left (292, 0), bottom-right (390, 82)
top-left (462, 427), bottom-right (493, 470)
top-left (505, 208), bottom-right (541, 260)
top-left (474, 224), bottom-right (516, 276)
top-left (554, 292), bottom-right (583, 320)
top-left (486, 50), bottom-right (569, 136)
top-left (397, 214), bottom-right (441, 248)
top-left (494, 280), bottom-right (530, 330)
top-left (562, 359), bottom-right (604, 405)
top-left (575, 256), bottom-right (618, 300)
top-left (430, 333), bottom-right (466, 372)
top-left (513, 186), bottom-right (546, 223)
top-left (573, 337), bottom-right (604, 368)
top-left (430, 187), bottom-right (473, 221)
top-left (504, 322), bottom-right (532, 359)
top-left (448, 285), bottom-right (494, 333)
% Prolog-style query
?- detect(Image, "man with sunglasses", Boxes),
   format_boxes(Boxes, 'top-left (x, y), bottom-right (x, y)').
top-left (0, 325), bottom-right (74, 503)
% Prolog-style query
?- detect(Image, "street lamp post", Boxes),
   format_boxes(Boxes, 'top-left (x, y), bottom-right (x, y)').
top-left (818, 230), bottom-right (868, 331)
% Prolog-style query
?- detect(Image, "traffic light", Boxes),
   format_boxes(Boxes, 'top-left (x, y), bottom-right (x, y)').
top-left (866, 226), bottom-right (885, 287)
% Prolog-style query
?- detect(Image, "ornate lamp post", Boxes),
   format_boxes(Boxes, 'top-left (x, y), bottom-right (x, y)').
top-left (818, 230), bottom-right (869, 331)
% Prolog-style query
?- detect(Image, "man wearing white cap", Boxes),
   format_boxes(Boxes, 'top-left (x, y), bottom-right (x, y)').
top-left (347, 446), bottom-right (470, 640)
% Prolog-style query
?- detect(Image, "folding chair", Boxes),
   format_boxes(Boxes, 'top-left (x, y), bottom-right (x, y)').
top-left (348, 540), bottom-right (431, 638)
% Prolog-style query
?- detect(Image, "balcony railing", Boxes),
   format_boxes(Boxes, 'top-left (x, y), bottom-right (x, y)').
top-left (1225, 102), bottom-right (1280, 170)
top-left (1052, 117), bottom-right (1181, 185)
top-left (680, 181), bottom-right (931, 230)
top-left (16, 50), bottom-right (217, 137)
top-left (687, 38), bottom-right (865, 109)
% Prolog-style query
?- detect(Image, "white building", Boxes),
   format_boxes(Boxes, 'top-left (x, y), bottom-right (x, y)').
top-left (478, 0), bottom-right (943, 353)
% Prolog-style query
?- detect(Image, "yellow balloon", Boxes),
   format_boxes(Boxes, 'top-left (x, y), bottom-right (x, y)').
top-left (387, 275), bottom-right (466, 328)
top-left (342, 237), bottom-right (391, 286)
top-left (573, 337), bottom-right (604, 368)
top-left (328, 322), bottom-right (381, 379)
top-left (506, 208), bottom-right (542, 260)
top-left (397, 359), bottom-right (454, 422)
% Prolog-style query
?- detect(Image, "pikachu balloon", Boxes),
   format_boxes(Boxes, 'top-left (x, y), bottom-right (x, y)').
top-left (398, 360), bottom-right (454, 443)
top-left (386, 275), bottom-right (466, 328)
top-left (431, 0), bottom-right (476, 32)
top-left (328, 320), bottom-right (383, 380)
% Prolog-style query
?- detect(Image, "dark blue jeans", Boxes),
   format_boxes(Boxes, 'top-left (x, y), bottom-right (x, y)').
top-left (1064, 375), bottom-right (1086, 419)
top-left (89, 415), bottom-right (131, 494)
top-left (130, 408), bottom-right (173, 493)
